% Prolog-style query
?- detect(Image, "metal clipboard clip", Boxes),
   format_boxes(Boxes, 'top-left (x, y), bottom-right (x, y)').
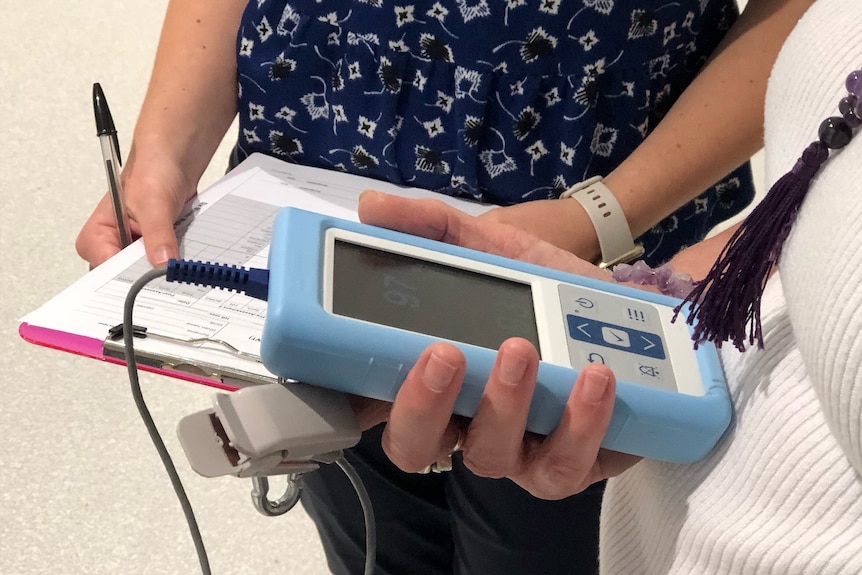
top-left (102, 323), bottom-right (275, 386)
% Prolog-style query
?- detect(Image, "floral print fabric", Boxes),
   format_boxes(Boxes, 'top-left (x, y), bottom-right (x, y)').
top-left (234, 0), bottom-right (753, 264)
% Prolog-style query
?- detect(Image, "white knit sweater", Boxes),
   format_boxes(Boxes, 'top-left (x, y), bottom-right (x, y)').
top-left (599, 1), bottom-right (862, 573)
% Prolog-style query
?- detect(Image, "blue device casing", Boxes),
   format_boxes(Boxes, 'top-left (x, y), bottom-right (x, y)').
top-left (261, 208), bottom-right (731, 463)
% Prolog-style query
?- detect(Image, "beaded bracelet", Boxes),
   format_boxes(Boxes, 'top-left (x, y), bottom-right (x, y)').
top-left (612, 260), bottom-right (697, 300)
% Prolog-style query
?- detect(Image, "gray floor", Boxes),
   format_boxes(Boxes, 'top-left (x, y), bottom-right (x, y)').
top-left (1, 2), bottom-right (328, 573)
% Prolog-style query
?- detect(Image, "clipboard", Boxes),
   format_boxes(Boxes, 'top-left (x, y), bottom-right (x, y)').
top-left (18, 323), bottom-right (251, 391)
top-left (18, 153), bottom-right (491, 389)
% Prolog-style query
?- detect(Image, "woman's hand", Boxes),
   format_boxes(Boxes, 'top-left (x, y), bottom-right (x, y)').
top-left (355, 190), bottom-right (640, 498)
top-left (358, 190), bottom-right (609, 282)
top-left (76, 0), bottom-right (249, 269)
top-left (75, 152), bottom-right (196, 268)
top-left (384, 339), bottom-right (639, 499)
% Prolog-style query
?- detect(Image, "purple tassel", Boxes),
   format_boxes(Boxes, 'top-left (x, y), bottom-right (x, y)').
top-left (676, 141), bottom-right (829, 351)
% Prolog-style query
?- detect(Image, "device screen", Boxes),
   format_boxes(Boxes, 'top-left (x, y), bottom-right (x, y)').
top-left (332, 240), bottom-right (541, 353)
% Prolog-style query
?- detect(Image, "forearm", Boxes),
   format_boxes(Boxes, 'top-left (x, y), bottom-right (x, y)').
top-left (667, 224), bottom-right (738, 280)
top-left (606, 0), bottom-right (815, 238)
top-left (128, 0), bottom-right (247, 184)
top-left (481, 0), bottom-right (813, 262)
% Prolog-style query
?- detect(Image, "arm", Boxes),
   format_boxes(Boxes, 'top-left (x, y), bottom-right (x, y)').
top-left (482, 0), bottom-right (815, 261)
top-left (76, 0), bottom-right (248, 267)
top-left (664, 224), bottom-right (739, 281)
top-left (359, 190), bottom-right (737, 285)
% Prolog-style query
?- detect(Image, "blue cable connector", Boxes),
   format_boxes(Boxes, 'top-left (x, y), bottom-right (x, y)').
top-left (166, 259), bottom-right (270, 301)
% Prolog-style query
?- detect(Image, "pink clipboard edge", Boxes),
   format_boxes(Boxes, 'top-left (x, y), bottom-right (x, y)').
top-left (19, 323), bottom-right (240, 392)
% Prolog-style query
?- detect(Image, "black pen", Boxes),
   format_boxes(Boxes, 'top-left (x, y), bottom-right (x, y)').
top-left (93, 82), bottom-right (132, 248)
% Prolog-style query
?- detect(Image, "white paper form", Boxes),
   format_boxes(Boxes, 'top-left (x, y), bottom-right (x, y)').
top-left (21, 153), bottom-right (491, 383)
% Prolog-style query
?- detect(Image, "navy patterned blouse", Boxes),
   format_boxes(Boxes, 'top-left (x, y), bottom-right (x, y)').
top-left (233, 0), bottom-right (754, 264)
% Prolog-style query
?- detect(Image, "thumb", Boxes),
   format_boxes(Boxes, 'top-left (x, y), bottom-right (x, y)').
top-left (135, 202), bottom-right (181, 267)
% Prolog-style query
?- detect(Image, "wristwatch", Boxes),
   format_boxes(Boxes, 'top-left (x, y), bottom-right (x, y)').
top-left (560, 176), bottom-right (644, 268)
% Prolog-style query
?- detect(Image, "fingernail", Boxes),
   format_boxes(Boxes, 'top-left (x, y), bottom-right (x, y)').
top-left (423, 352), bottom-right (458, 393)
top-left (152, 246), bottom-right (172, 266)
top-left (498, 350), bottom-right (528, 386)
top-left (582, 370), bottom-right (609, 404)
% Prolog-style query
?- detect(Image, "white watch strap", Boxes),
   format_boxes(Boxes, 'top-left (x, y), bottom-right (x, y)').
top-left (561, 176), bottom-right (644, 268)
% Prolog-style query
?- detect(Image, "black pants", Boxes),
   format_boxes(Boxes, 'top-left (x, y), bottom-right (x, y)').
top-left (300, 424), bottom-right (604, 575)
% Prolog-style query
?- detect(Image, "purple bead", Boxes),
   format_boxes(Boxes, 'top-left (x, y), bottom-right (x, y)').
top-left (611, 260), bottom-right (695, 298)
top-left (612, 261), bottom-right (658, 285)
top-left (630, 260), bottom-right (657, 285)
top-left (856, 96), bottom-right (862, 123)
top-left (665, 273), bottom-right (695, 299)
top-left (612, 263), bottom-right (634, 282)
top-left (847, 69), bottom-right (862, 97)
top-left (653, 265), bottom-right (695, 298)
top-left (655, 265), bottom-right (674, 291)
top-left (839, 96), bottom-right (862, 128)
top-left (818, 116), bottom-right (853, 149)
